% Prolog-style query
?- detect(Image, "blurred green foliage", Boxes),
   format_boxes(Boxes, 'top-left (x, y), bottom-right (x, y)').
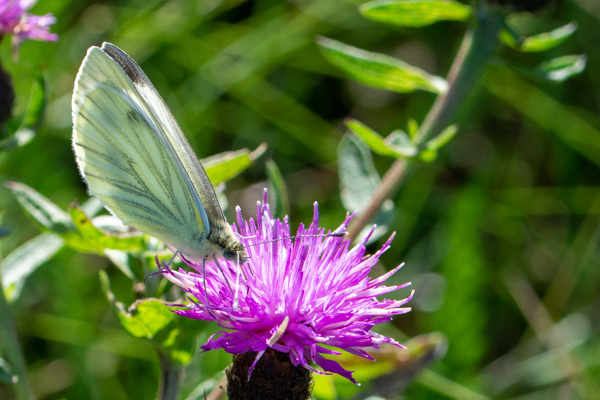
top-left (1, 0), bottom-right (599, 399)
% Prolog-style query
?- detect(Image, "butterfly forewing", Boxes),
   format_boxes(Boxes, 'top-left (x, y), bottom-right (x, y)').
top-left (99, 44), bottom-right (228, 228)
top-left (72, 44), bottom-right (223, 260)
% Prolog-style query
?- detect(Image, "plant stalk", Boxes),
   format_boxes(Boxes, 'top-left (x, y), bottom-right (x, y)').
top-left (156, 352), bottom-right (183, 400)
top-left (347, 5), bottom-right (504, 240)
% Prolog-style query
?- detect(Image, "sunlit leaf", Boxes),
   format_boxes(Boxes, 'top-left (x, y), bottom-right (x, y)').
top-left (66, 206), bottom-right (145, 255)
top-left (4, 181), bottom-right (72, 234)
top-left (501, 22), bottom-right (577, 52)
top-left (317, 36), bottom-right (447, 94)
top-left (360, 0), bottom-right (472, 27)
top-left (204, 144), bottom-right (266, 185)
top-left (1, 233), bottom-right (64, 302)
top-left (407, 119), bottom-right (419, 139)
top-left (536, 55), bottom-right (586, 82)
top-left (420, 124), bottom-right (458, 161)
top-left (346, 119), bottom-right (417, 158)
top-left (99, 271), bottom-right (205, 365)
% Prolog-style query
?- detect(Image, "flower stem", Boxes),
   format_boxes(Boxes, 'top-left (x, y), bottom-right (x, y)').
top-left (347, 5), bottom-right (504, 240)
top-left (156, 353), bottom-right (183, 400)
top-left (0, 274), bottom-right (35, 400)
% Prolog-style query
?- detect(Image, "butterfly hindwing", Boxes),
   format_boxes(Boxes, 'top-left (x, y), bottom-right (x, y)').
top-left (72, 43), bottom-right (224, 259)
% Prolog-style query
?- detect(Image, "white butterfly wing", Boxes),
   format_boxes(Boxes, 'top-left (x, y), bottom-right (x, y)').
top-left (72, 43), bottom-right (226, 260)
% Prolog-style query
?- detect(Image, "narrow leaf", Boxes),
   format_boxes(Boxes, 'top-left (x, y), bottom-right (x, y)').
top-left (360, 0), bottom-right (472, 27)
top-left (346, 119), bottom-right (417, 158)
top-left (1, 233), bottom-right (64, 302)
top-left (536, 55), bottom-right (586, 82)
top-left (0, 358), bottom-right (14, 384)
top-left (65, 206), bottom-right (145, 255)
top-left (4, 181), bottom-right (72, 234)
top-left (203, 144), bottom-right (266, 185)
top-left (22, 74), bottom-right (46, 131)
top-left (266, 159), bottom-right (290, 219)
top-left (502, 22), bottom-right (577, 53)
top-left (420, 124), bottom-right (458, 161)
top-left (407, 119), bottom-right (419, 139)
top-left (317, 36), bottom-right (447, 94)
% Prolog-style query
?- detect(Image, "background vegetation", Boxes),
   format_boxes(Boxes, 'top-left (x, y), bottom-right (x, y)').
top-left (1, 0), bottom-right (599, 399)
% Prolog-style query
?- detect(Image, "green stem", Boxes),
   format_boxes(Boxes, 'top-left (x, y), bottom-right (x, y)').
top-left (156, 352), bottom-right (183, 400)
top-left (347, 5), bottom-right (504, 240)
top-left (0, 274), bottom-right (35, 400)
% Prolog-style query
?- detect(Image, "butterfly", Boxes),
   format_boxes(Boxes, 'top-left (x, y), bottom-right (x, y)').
top-left (72, 42), bottom-right (246, 265)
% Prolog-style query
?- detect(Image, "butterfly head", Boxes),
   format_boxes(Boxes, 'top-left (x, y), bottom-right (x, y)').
top-left (208, 222), bottom-right (248, 264)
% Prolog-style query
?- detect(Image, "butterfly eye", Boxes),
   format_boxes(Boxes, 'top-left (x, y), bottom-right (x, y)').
top-left (223, 249), bottom-right (236, 261)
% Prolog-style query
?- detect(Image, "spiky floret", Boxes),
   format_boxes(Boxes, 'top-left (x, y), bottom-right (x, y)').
top-left (161, 190), bottom-right (413, 384)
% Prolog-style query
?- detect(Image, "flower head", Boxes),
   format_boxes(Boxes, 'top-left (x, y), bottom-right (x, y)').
top-left (161, 191), bottom-right (413, 384)
top-left (0, 0), bottom-right (58, 55)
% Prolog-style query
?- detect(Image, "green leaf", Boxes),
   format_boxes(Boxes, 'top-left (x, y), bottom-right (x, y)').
top-left (536, 55), bottom-right (587, 82)
top-left (22, 74), bottom-right (47, 131)
top-left (100, 271), bottom-right (203, 365)
top-left (66, 206), bottom-right (145, 255)
top-left (346, 119), bottom-right (417, 158)
top-left (338, 130), bottom-right (397, 243)
top-left (0, 75), bottom-right (46, 152)
top-left (501, 22), bottom-right (577, 53)
top-left (4, 181), bottom-right (72, 234)
top-left (1, 233), bottom-right (64, 302)
top-left (338, 133), bottom-right (381, 213)
top-left (317, 36), bottom-right (447, 94)
top-left (266, 159), bottom-right (290, 219)
top-left (407, 119), bottom-right (419, 139)
top-left (360, 0), bottom-right (472, 27)
top-left (204, 144), bottom-right (266, 185)
top-left (420, 124), bottom-right (458, 161)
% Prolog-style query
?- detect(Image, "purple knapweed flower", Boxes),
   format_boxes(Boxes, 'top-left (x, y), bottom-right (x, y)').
top-left (161, 191), bottom-right (413, 384)
top-left (0, 0), bottom-right (58, 55)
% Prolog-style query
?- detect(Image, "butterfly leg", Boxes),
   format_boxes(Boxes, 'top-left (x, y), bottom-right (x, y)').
top-left (144, 250), bottom-right (181, 282)
top-left (212, 255), bottom-right (238, 308)
top-left (202, 258), bottom-right (211, 307)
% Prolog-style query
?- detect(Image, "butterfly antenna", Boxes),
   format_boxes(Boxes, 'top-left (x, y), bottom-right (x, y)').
top-left (242, 231), bottom-right (347, 248)
top-left (234, 232), bottom-right (257, 240)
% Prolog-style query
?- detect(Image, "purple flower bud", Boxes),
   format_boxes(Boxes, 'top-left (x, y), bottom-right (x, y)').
top-left (0, 0), bottom-right (58, 56)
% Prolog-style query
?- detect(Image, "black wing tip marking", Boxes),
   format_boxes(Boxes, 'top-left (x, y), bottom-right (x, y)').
top-left (100, 42), bottom-right (147, 87)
